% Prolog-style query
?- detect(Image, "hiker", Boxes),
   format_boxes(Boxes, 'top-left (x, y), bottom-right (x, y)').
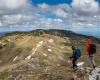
top-left (70, 46), bottom-right (81, 69)
top-left (86, 38), bottom-right (96, 68)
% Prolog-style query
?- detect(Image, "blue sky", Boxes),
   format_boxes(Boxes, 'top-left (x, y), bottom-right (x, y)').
top-left (32, 0), bottom-right (72, 5)
top-left (31, 0), bottom-right (100, 5)
top-left (0, 0), bottom-right (100, 37)
top-left (32, 0), bottom-right (100, 5)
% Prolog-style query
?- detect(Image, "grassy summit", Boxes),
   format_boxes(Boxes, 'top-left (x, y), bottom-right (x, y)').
top-left (0, 29), bottom-right (100, 80)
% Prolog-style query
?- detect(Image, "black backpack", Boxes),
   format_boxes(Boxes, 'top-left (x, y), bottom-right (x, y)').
top-left (90, 44), bottom-right (96, 54)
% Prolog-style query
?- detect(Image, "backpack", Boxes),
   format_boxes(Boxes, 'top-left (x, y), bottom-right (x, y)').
top-left (74, 48), bottom-right (81, 59)
top-left (90, 44), bottom-right (96, 54)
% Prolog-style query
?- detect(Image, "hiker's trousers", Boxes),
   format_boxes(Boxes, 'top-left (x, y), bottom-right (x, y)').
top-left (88, 55), bottom-right (95, 67)
top-left (72, 58), bottom-right (78, 69)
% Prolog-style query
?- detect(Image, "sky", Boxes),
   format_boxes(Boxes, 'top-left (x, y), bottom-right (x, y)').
top-left (32, 0), bottom-right (100, 5)
top-left (32, 0), bottom-right (72, 5)
top-left (0, 0), bottom-right (100, 37)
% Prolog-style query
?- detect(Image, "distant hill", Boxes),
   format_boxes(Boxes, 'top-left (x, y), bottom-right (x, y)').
top-left (2, 29), bottom-right (100, 43)
top-left (73, 30), bottom-right (100, 38)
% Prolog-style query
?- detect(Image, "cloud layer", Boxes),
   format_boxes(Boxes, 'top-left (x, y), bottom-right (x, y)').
top-left (0, 0), bottom-right (29, 15)
top-left (38, 3), bottom-right (72, 18)
top-left (71, 0), bottom-right (99, 15)
top-left (0, 0), bottom-right (100, 32)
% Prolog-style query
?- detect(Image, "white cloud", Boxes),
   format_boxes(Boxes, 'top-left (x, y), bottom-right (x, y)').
top-left (71, 0), bottom-right (99, 15)
top-left (38, 3), bottom-right (49, 10)
top-left (0, 0), bottom-right (29, 15)
top-left (53, 9), bottom-right (68, 18)
top-left (38, 3), bottom-right (71, 18)
top-left (0, 0), bottom-right (27, 9)
top-left (0, 2), bottom-right (100, 32)
top-left (1, 14), bottom-right (35, 25)
top-left (0, 0), bottom-right (35, 28)
top-left (54, 19), bottom-right (63, 23)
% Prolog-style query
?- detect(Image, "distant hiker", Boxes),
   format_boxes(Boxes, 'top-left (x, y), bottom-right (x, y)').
top-left (86, 38), bottom-right (96, 68)
top-left (70, 46), bottom-right (81, 69)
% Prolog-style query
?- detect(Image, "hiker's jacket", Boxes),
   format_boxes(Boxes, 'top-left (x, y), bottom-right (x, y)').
top-left (86, 39), bottom-right (92, 54)
top-left (86, 39), bottom-right (96, 55)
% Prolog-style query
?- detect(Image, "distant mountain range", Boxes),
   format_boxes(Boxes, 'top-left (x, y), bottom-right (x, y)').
top-left (73, 31), bottom-right (100, 38)
top-left (0, 29), bottom-right (100, 42)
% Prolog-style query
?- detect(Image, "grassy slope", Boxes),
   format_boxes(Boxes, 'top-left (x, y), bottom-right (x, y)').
top-left (0, 34), bottom-right (72, 79)
top-left (0, 29), bottom-right (100, 80)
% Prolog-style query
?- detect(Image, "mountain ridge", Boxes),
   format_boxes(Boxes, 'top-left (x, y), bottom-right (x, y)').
top-left (1, 29), bottom-right (100, 43)
top-left (0, 29), bottom-right (100, 80)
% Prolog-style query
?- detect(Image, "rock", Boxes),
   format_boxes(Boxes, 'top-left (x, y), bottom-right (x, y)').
top-left (13, 56), bottom-right (18, 62)
top-left (48, 49), bottom-right (52, 52)
top-left (64, 37), bottom-right (71, 44)
top-left (48, 39), bottom-right (54, 43)
top-left (77, 62), bottom-right (85, 70)
top-left (8, 39), bottom-right (11, 42)
top-left (25, 55), bottom-right (32, 60)
top-left (43, 53), bottom-right (47, 57)
top-left (37, 44), bottom-right (41, 47)
top-left (77, 62), bottom-right (84, 67)
top-left (89, 67), bottom-right (100, 80)
top-left (38, 41), bottom-right (44, 45)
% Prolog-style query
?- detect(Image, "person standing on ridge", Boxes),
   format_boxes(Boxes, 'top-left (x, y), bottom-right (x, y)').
top-left (70, 46), bottom-right (81, 69)
top-left (86, 38), bottom-right (96, 69)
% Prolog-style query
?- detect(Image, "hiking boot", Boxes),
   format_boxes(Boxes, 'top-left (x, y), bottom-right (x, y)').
top-left (93, 66), bottom-right (96, 69)
top-left (72, 65), bottom-right (78, 70)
